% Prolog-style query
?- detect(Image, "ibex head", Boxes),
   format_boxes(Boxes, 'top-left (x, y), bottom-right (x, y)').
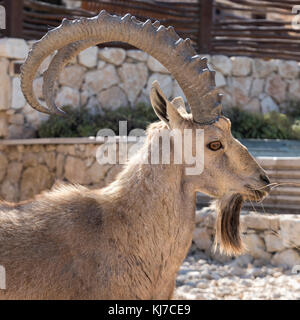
top-left (21, 11), bottom-right (270, 255)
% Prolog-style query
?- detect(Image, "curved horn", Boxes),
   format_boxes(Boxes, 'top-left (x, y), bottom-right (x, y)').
top-left (21, 11), bottom-right (222, 124)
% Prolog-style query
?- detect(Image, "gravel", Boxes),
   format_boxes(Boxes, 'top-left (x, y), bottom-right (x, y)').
top-left (174, 251), bottom-right (300, 300)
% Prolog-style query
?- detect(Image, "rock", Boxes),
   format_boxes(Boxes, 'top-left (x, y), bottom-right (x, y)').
top-left (23, 152), bottom-right (38, 168)
top-left (231, 57), bottom-right (252, 76)
top-left (271, 249), bottom-right (300, 268)
top-left (84, 65), bottom-right (120, 94)
top-left (59, 65), bottom-right (86, 89)
top-left (0, 38), bottom-right (29, 59)
top-left (265, 74), bottom-right (286, 103)
top-left (20, 165), bottom-right (53, 200)
top-left (211, 55), bottom-right (232, 76)
top-left (218, 89), bottom-right (233, 108)
top-left (250, 78), bottom-right (264, 97)
top-left (57, 145), bottom-right (76, 156)
top-left (45, 152), bottom-right (56, 171)
top-left (8, 124), bottom-right (24, 139)
top-left (22, 125), bottom-right (36, 139)
top-left (215, 72), bottom-right (226, 87)
top-left (195, 206), bottom-right (216, 227)
top-left (231, 254), bottom-right (253, 268)
top-left (64, 156), bottom-right (88, 184)
top-left (288, 80), bottom-right (300, 100)
top-left (78, 46), bottom-right (98, 68)
top-left (56, 153), bottom-right (65, 179)
top-left (135, 92), bottom-right (150, 106)
top-left (80, 90), bottom-right (89, 106)
top-left (87, 161), bottom-right (110, 184)
top-left (9, 113), bottom-right (24, 125)
top-left (11, 77), bottom-right (26, 109)
top-left (86, 96), bottom-right (102, 115)
top-left (210, 249), bottom-right (233, 263)
top-left (0, 116), bottom-right (8, 138)
top-left (172, 80), bottom-right (187, 102)
top-left (147, 56), bottom-right (169, 73)
top-left (127, 50), bottom-right (148, 62)
top-left (0, 58), bottom-right (11, 110)
top-left (0, 152), bottom-right (8, 182)
top-left (99, 48), bottom-right (126, 66)
top-left (278, 60), bottom-right (299, 79)
top-left (193, 227), bottom-right (212, 250)
top-left (252, 59), bottom-right (277, 78)
top-left (97, 60), bottom-right (106, 69)
top-left (55, 86), bottom-right (80, 108)
top-left (260, 95), bottom-right (279, 114)
top-left (146, 73), bottom-right (173, 99)
top-left (118, 62), bottom-right (148, 104)
top-left (264, 233), bottom-right (285, 252)
top-left (33, 77), bottom-right (44, 99)
top-left (0, 179), bottom-right (19, 202)
top-left (196, 280), bottom-right (209, 289)
top-left (97, 86), bottom-right (128, 110)
top-left (6, 162), bottom-right (22, 184)
top-left (243, 98), bottom-right (261, 113)
top-left (24, 110), bottom-right (49, 130)
top-left (280, 216), bottom-right (300, 248)
top-left (241, 213), bottom-right (279, 231)
top-left (243, 233), bottom-right (271, 260)
top-left (227, 77), bottom-right (252, 106)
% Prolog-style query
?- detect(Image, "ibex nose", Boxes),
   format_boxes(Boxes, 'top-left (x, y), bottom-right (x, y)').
top-left (260, 173), bottom-right (270, 185)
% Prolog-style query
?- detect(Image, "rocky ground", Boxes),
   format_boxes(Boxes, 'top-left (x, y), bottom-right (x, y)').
top-left (174, 250), bottom-right (300, 300)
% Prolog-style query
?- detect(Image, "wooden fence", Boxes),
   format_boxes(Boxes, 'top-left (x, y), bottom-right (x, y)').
top-left (1, 0), bottom-right (300, 60)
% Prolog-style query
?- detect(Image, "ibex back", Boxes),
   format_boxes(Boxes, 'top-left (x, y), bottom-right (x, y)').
top-left (0, 11), bottom-right (271, 299)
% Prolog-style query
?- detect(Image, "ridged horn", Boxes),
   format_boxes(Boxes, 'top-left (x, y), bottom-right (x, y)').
top-left (21, 10), bottom-right (222, 125)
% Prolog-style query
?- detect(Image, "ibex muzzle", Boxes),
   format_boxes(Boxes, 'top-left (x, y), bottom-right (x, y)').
top-left (0, 11), bottom-right (270, 299)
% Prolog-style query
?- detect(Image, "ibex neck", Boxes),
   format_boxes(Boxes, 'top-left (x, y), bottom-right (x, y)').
top-left (97, 136), bottom-right (196, 298)
top-left (102, 147), bottom-right (196, 220)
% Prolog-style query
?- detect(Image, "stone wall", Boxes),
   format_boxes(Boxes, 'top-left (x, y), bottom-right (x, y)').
top-left (1, 38), bottom-right (300, 139)
top-left (193, 206), bottom-right (300, 269)
top-left (0, 139), bottom-right (300, 267)
top-left (0, 139), bottom-right (124, 202)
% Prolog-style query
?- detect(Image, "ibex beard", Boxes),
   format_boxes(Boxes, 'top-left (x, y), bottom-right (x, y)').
top-left (214, 194), bottom-right (244, 256)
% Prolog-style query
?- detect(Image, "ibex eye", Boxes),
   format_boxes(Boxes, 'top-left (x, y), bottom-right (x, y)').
top-left (208, 141), bottom-right (222, 151)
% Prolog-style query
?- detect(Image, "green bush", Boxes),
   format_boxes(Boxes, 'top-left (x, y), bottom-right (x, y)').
top-left (38, 103), bottom-right (157, 138)
top-left (285, 100), bottom-right (300, 121)
top-left (224, 107), bottom-right (299, 140)
top-left (292, 120), bottom-right (300, 139)
top-left (38, 103), bottom-right (300, 140)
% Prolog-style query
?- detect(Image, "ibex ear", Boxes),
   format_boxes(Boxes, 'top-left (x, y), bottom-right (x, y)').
top-left (150, 80), bottom-right (183, 129)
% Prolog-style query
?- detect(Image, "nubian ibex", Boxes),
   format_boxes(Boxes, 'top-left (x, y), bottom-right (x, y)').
top-left (0, 11), bottom-right (271, 299)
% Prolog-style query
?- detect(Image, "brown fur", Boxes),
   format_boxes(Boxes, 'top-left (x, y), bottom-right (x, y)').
top-left (0, 90), bottom-right (270, 299)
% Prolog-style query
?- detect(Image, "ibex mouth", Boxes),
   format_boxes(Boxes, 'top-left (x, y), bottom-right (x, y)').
top-left (244, 184), bottom-right (269, 202)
